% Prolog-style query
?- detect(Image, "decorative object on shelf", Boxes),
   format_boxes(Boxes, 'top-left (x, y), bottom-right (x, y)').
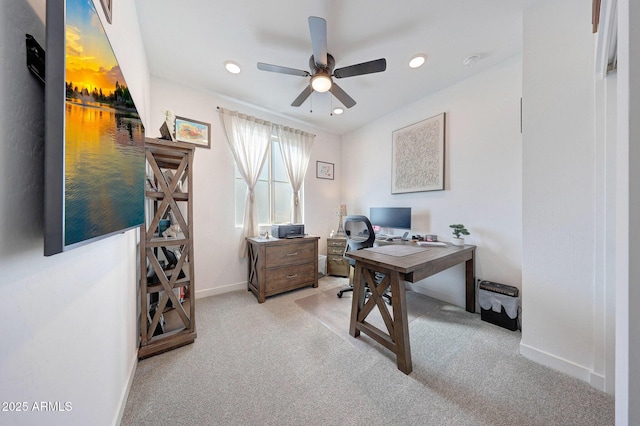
top-left (158, 219), bottom-right (171, 236)
top-left (159, 110), bottom-right (176, 141)
top-left (175, 116), bottom-right (211, 148)
top-left (316, 161), bottom-right (334, 180)
top-left (162, 224), bottom-right (180, 239)
top-left (392, 112), bottom-right (446, 194)
top-left (449, 224), bottom-right (470, 246)
top-left (336, 204), bottom-right (346, 236)
top-left (99, 0), bottom-right (112, 24)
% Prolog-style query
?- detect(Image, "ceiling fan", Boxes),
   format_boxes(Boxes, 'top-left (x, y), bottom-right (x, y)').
top-left (257, 16), bottom-right (387, 109)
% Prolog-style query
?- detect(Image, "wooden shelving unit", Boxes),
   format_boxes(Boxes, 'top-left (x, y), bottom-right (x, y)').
top-left (138, 137), bottom-right (196, 359)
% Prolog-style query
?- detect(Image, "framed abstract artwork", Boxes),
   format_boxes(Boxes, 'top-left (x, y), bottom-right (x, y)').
top-left (391, 113), bottom-right (446, 194)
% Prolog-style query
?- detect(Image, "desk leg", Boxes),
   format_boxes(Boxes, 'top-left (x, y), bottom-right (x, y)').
top-left (349, 262), bottom-right (365, 337)
top-left (390, 270), bottom-right (412, 374)
top-left (465, 255), bottom-right (475, 313)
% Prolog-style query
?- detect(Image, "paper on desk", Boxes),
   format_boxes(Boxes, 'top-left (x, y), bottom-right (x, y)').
top-left (417, 241), bottom-right (448, 247)
top-left (363, 244), bottom-right (428, 257)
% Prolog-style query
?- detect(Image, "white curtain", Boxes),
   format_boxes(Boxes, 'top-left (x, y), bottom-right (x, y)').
top-left (219, 108), bottom-right (273, 257)
top-left (275, 125), bottom-right (315, 224)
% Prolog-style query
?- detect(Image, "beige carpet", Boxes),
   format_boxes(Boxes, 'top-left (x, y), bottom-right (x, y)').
top-left (121, 276), bottom-right (614, 426)
top-left (294, 281), bottom-right (441, 353)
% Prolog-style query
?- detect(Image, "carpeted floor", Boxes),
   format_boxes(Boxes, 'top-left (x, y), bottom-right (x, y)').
top-left (121, 276), bottom-right (614, 425)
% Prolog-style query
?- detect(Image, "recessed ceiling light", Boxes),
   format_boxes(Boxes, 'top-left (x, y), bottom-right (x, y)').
top-left (332, 107), bottom-right (344, 115)
top-left (409, 54), bottom-right (427, 69)
top-left (462, 55), bottom-right (480, 67)
top-left (224, 60), bottom-right (241, 74)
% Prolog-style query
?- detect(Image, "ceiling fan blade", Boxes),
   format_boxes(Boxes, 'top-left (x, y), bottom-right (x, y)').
top-left (333, 58), bottom-right (387, 79)
top-left (330, 83), bottom-right (356, 108)
top-left (308, 16), bottom-right (328, 68)
top-left (291, 85), bottom-right (314, 107)
top-left (257, 62), bottom-right (310, 77)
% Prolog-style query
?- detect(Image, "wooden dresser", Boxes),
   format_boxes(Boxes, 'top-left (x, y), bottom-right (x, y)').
top-left (327, 237), bottom-right (350, 277)
top-left (246, 236), bottom-right (320, 302)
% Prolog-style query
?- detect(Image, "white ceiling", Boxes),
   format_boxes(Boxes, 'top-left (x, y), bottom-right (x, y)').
top-left (134, 0), bottom-right (539, 135)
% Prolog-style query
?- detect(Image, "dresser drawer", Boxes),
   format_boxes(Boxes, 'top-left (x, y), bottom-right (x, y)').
top-left (265, 241), bottom-right (315, 267)
top-left (327, 256), bottom-right (350, 277)
top-left (327, 238), bottom-right (347, 247)
top-left (328, 246), bottom-right (345, 256)
top-left (265, 262), bottom-right (315, 293)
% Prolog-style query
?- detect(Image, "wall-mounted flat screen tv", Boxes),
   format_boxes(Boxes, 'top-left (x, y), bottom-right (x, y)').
top-left (44, 0), bottom-right (145, 256)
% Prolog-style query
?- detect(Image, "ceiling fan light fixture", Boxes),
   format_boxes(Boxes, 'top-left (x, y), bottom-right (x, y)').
top-left (311, 73), bottom-right (332, 92)
top-left (224, 60), bottom-right (241, 74)
top-left (332, 107), bottom-right (344, 115)
top-left (409, 54), bottom-right (427, 69)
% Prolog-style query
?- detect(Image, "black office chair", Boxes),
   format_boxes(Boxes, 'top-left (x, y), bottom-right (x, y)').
top-left (337, 215), bottom-right (391, 304)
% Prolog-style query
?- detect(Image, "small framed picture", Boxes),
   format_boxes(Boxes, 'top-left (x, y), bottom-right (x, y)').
top-left (100, 0), bottom-right (112, 24)
top-left (316, 161), bottom-right (334, 180)
top-left (175, 116), bottom-right (211, 148)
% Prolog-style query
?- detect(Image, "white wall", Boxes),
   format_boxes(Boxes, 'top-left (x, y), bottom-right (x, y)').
top-left (147, 77), bottom-right (342, 298)
top-left (521, 0), bottom-right (614, 391)
top-left (341, 58), bottom-right (523, 308)
top-left (0, 1), bottom-right (150, 425)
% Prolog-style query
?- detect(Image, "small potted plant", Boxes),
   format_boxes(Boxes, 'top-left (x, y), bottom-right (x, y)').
top-left (449, 224), bottom-right (470, 246)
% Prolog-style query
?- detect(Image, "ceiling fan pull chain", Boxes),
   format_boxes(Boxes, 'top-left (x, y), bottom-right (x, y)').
top-left (330, 94), bottom-right (333, 116)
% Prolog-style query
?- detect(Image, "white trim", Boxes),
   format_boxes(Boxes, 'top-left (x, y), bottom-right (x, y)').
top-left (520, 342), bottom-right (605, 391)
top-left (195, 281), bottom-right (246, 299)
top-left (113, 351), bottom-right (138, 426)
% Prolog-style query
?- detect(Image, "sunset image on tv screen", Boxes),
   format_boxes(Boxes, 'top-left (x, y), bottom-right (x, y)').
top-left (64, 0), bottom-right (145, 247)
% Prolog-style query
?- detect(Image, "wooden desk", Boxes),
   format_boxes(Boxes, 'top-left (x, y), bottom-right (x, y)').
top-left (346, 243), bottom-right (476, 374)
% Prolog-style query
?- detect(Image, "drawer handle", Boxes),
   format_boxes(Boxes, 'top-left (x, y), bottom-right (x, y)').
top-left (287, 274), bottom-right (298, 279)
top-left (286, 252), bottom-right (299, 256)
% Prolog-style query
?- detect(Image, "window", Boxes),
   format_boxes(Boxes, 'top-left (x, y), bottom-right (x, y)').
top-left (234, 139), bottom-right (294, 226)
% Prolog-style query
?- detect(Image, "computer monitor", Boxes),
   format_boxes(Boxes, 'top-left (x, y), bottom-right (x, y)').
top-left (369, 207), bottom-right (412, 231)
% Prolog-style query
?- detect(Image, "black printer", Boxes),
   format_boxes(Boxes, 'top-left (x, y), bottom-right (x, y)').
top-left (271, 224), bottom-right (305, 238)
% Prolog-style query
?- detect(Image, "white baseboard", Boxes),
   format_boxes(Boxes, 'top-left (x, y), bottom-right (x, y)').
top-left (519, 342), bottom-right (606, 392)
top-left (590, 370), bottom-right (606, 391)
top-left (113, 350), bottom-right (138, 426)
top-left (195, 281), bottom-right (246, 299)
